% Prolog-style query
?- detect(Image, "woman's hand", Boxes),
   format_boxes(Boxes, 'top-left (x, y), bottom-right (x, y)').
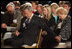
top-left (55, 36), bottom-right (61, 42)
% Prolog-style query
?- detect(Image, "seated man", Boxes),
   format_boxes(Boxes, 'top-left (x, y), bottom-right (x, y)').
top-left (1, 2), bottom-right (16, 38)
top-left (4, 4), bottom-right (60, 48)
top-left (1, 2), bottom-right (22, 39)
top-left (1, 2), bottom-right (15, 28)
top-left (1, 2), bottom-right (22, 30)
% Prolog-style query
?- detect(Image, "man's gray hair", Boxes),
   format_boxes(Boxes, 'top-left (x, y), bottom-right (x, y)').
top-left (6, 2), bottom-right (15, 9)
top-left (20, 4), bottom-right (33, 12)
top-left (25, 2), bottom-right (32, 7)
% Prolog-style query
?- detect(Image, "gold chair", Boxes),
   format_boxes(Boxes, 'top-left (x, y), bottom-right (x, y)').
top-left (36, 29), bottom-right (42, 48)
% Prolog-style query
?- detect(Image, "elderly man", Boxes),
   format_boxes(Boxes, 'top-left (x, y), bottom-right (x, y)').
top-left (1, 2), bottom-right (23, 29)
top-left (1, 2), bottom-right (22, 45)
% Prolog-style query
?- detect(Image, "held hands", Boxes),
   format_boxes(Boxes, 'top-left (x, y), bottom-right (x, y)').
top-left (55, 35), bottom-right (61, 42)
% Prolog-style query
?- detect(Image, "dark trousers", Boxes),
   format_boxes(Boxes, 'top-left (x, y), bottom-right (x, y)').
top-left (4, 38), bottom-right (25, 48)
top-left (41, 35), bottom-right (59, 48)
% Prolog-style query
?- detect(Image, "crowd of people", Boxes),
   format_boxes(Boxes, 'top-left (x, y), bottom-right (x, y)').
top-left (1, 1), bottom-right (71, 48)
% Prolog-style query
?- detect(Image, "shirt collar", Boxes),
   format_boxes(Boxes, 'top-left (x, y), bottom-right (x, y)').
top-left (29, 13), bottom-right (34, 20)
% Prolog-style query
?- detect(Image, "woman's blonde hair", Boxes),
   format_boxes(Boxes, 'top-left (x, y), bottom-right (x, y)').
top-left (43, 5), bottom-right (52, 20)
top-left (55, 7), bottom-right (68, 16)
top-left (51, 3), bottom-right (59, 9)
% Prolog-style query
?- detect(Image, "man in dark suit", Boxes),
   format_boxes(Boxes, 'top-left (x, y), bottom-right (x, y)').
top-left (4, 4), bottom-right (60, 48)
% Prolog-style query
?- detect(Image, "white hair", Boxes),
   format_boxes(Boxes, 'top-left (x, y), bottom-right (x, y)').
top-left (25, 2), bottom-right (32, 7)
top-left (6, 2), bottom-right (15, 9)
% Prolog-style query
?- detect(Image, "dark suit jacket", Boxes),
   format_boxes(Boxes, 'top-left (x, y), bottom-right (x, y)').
top-left (34, 11), bottom-right (40, 16)
top-left (7, 14), bottom-right (57, 47)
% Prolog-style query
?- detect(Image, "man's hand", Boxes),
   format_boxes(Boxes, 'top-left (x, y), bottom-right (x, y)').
top-left (15, 30), bottom-right (20, 36)
top-left (55, 36), bottom-right (61, 42)
top-left (1, 23), bottom-right (7, 28)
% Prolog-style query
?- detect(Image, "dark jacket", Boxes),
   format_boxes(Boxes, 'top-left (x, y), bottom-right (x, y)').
top-left (1, 11), bottom-right (14, 26)
top-left (45, 15), bottom-right (59, 35)
top-left (41, 16), bottom-right (59, 48)
top-left (34, 11), bottom-right (42, 18)
top-left (59, 15), bottom-right (71, 41)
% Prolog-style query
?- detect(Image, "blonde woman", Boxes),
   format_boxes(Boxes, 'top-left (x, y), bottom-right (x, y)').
top-left (51, 3), bottom-right (59, 16)
top-left (43, 5), bottom-right (52, 21)
top-left (55, 7), bottom-right (68, 20)
top-left (51, 3), bottom-right (59, 24)
top-left (55, 7), bottom-right (71, 43)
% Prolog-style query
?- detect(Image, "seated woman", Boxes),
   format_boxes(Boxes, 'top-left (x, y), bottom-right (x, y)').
top-left (55, 7), bottom-right (71, 42)
top-left (42, 4), bottom-right (52, 21)
top-left (41, 5), bottom-right (61, 48)
top-left (51, 3), bottom-right (59, 24)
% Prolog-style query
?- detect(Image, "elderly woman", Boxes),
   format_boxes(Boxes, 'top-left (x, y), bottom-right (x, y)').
top-left (55, 7), bottom-right (71, 42)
